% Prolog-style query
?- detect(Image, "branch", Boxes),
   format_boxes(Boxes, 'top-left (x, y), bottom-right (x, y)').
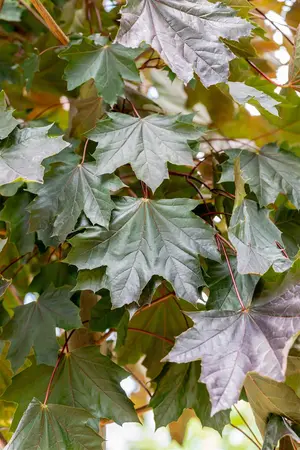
top-left (230, 424), bottom-right (261, 450)
top-left (30, 0), bottom-right (69, 45)
top-left (254, 7), bottom-right (294, 46)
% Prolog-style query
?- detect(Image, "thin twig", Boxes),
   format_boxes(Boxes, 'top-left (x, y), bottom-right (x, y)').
top-left (246, 59), bottom-right (287, 88)
top-left (230, 424), bottom-right (261, 450)
top-left (0, 0), bottom-right (5, 12)
top-left (233, 405), bottom-right (262, 447)
top-left (95, 329), bottom-right (114, 345)
top-left (30, 0), bottom-right (69, 45)
top-left (0, 253), bottom-right (30, 275)
top-left (127, 99), bottom-right (141, 118)
top-left (254, 7), bottom-right (294, 46)
top-left (39, 45), bottom-right (62, 56)
top-left (125, 366), bottom-right (152, 398)
top-left (93, 1), bottom-right (102, 32)
top-left (217, 236), bottom-right (245, 311)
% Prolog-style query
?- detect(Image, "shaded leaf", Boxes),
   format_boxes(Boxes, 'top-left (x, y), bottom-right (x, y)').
top-left (0, 91), bottom-right (18, 140)
top-left (21, 53), bottom-right (40, 91)
top-left (60, 35), bottom-right (141, 105)
top-left (229, 199), bottom-right (291, 275)
top-left (28, 155), bottom-right (123, 241)
top-left (88, 113), bottom-right (204, 191)
top-left (0, 125), bottom-right (69, 186)
top-left (262, 414), bottom-right (300, 450)
top-left (221, 145), bottom-right (300, 208)
top-left (204, 258), bottom-right (259, 310)
top-left (0, 276), bottom-right (11, 299)
top-left (6, 398), bottom-right (103, 449)
top-left (166, 283), bottom-right (300, 415)
top-left (1, 286), bottom-right (82, 372)
top-left (116, 0), bottom-right (252, 86)
top-left (0, 192), bottom-right (35, 255)
top-left (66, 197), bottom-right (219, 307)
top-left (289, 26), bottom-right (300, 87)
top-left (89, 293), bottom-right (126, 332)
top-left (150, 362), bottom-right (230, 433)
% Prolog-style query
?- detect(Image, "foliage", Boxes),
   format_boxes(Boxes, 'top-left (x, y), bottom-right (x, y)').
top-left (0, 0), bottom-right (300, 449)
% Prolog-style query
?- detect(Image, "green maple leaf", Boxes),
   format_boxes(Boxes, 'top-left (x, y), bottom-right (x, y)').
top-left (229, 199), bottom-right (291, 275)
top-left (221, 145), bottom-right (300, 208)
top-left (150, 362), bottom-right (230, 433)
top-left (204, 258), bottom-right (259, 310)
top-left (28, 154), bottom-right (123, 242)
top-left (50, 346), bottom-right (138, 424)
top-left (6, 398), bottom-right (103, 449)
top-left (60, 35), bottom-right (141, 105)
top-left (228, 81), bottom-right (280, 116)
top-left (88, 113), bottom-right (204, 191)
top-left (2, 347), bottom-right (138, 428)
top-left (66, 197), bottom-right (219, 307)
top-left (0, 125), bottom-right (69, 186)
top-left (0, 192), bottom-right (35, 255)
top-left (1, 286), bottom-right (82, 372)
top-left (0, 91), bottom-right (18, 139)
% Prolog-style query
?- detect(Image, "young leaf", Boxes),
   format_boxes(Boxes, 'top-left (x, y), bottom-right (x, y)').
top-left (229, 199), bottom-right (291, 275)
top-left (49, 346), bottom-right (138, 424)
top-left (221, 145), bottom-right (300, 208)
top-left (28, 155), bottom-right (123, 241)
top-left (165, 283), bottom-right (300, 415)
top-left (0, 91), bottom-right (18, 139)
top-left (204, 258), bottom-right (259, 310)
top-left (6, 398), bottom-right (103, 449)
top-left (116, 0), bottom-right (252, 86)
top-left (1, 286), bottom-right (82, 372)
top-left (66, 197), bottom-right (219, 307)
top-left (0, 125), bottom-right (69, 186)
top-left (150, 362), bottom-right (230, 433)
top-left (228, 82), bottom-right (280, 116)
top-left (88, 113), bottom-right (204, 191)
top-left (60, 35), bottom-right (141, 105)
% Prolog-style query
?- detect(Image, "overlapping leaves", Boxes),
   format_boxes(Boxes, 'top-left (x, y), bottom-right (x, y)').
top-left (66, 197), bottom-right (219, 307)
top-left (166, 283), bottom-right (300, 414)
top-left (116, 0), bottom-right (252, 86)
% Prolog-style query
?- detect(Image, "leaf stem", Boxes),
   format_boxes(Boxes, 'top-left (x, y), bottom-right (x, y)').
top-left (125, 365), bottom-right (152, 398)
top-left (217, 236), bottom-right (245, 311)
top-left (43, 329), bottom-right (76, 404)
top-left (230, 424), bottom-right (261, 450)
top-left (246, 59), bottom-right (289, 88)
top-left (233, 405), bottom-right (261, 447)
top-left (275, 241), bottom-right (289, 259)
top-left (81, 138), bottom-right (89, 165)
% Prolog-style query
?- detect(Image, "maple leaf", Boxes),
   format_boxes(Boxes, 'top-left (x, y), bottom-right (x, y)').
top-left (229, 199), bottom-right (291, 275)
top-left (150, 362), bottom-right (230, 433)
top-left (116, 0), bottom-right (252, 86)
top-left (28, 154), bottom-right (123, 242)
top-left (0, 125), bottom-right (69, 186)
top-left (228, 82), bottom-right (280, 116)
top-left (1, 286), bottom-right (82, 372)
top-left (60, 35), bottom-right (141, 105)
top-left (165, 283), bottom-right (300, 415)
top-left (6, 398), bottom-right (103, 449)
top-left (66, 197), bottom-right (219, 307)
top-left (221, 145), bottom-right (300, 208)
top-left (88, 113), bottom-right (204, 191)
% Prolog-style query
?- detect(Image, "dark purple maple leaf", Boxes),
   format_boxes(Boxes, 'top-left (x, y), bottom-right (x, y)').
top-left (164, 284), bottom-right (300, 415)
